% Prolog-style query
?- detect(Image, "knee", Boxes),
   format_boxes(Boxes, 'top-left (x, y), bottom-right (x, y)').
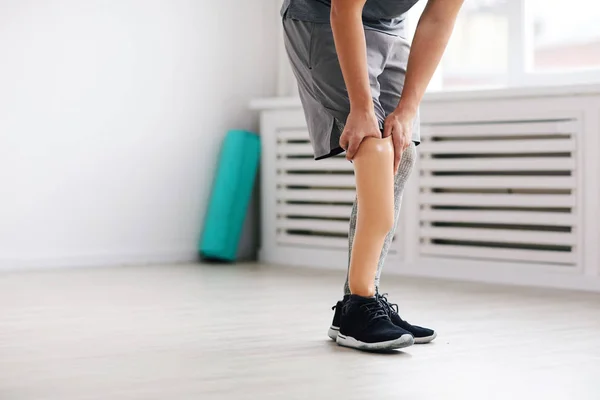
top-left (357, 136), bottom-right (395, 160)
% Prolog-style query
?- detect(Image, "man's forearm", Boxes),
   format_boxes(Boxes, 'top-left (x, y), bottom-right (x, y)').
top-left (397, 0), bottom-right (463, 116)
top-left (330, 0), bottom-right (373, 113)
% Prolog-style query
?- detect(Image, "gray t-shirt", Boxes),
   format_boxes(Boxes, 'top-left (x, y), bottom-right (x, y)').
top-left (281, 0), bottom-right (420, 36)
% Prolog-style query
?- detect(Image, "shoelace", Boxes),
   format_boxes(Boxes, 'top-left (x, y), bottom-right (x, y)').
top-left (341, 299), bottom-right (389, 324)
top-left (377, 293), bottom-right (409, 323)
top-left (360, 301), bottom-right (389, 323)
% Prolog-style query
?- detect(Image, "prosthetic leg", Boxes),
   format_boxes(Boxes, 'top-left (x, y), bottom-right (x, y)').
top-left (347, 136), bottom-right (395, 297)
top-left (334, 136), bottom-right (414, 350)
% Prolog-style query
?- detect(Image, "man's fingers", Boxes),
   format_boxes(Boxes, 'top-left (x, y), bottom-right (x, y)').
top-left (394, 151), bottom-right (401, 174)
top-left (391, 132), bottom-right (404, 174)
top-left (382, 119), bottom-right (393, 138)
top-left (339, 135), bottom-right (349, 151)
top-left (346, 137), bottom-right (361, 160)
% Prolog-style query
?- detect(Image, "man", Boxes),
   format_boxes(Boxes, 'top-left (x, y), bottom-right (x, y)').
top-left (282, 0), bottom-right (463, 351)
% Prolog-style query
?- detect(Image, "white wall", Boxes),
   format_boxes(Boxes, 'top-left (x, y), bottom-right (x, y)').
top-left (0, 0), bottom-right (278, 268)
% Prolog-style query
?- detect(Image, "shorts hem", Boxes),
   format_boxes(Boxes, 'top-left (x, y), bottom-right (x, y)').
top-left (315, 147), bottom-right (344, 160)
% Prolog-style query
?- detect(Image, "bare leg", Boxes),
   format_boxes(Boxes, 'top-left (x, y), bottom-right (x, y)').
top-left (344, 142), bottom-right (417, 295)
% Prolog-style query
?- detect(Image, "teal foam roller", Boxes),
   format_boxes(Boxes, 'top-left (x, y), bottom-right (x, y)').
top-left (200, 130), bottom-right (260, 262)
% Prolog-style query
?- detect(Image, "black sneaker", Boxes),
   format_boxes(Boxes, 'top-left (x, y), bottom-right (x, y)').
top-left (335, 295), bottom-right (414, 351)
top-left (326, 295), bottom-right (349, 341)
top-left (377, 293), bottom-right (437, 344)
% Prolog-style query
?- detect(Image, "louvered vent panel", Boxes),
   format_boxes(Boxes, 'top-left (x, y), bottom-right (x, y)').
top-left (275, 128), bottom-right (353, 249)
top-left (419, 119), bottom-right (579, 266)
top-left (275, 128), bottom-right (398, 253)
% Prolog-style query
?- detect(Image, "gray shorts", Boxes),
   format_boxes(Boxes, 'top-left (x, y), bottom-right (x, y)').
top-left (283, 17), bottom-right (420, 160)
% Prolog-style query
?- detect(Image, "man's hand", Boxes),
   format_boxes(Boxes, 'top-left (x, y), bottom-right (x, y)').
top-left (383, 108), bottom-right (414, 174)
top-left (339, 110), bottom-right (381, 161)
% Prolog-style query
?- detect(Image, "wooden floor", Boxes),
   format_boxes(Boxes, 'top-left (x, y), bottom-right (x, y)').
top-left (1, 263), bottom-right (599, 400)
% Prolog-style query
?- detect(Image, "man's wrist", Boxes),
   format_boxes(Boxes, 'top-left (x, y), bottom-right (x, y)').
top-left (395, 100), bottom-right (418, 119)
top-left (349, 97), bottom-right (375, 114)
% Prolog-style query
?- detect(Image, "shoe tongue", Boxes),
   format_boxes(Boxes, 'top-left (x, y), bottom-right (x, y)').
top-left (348, 294), bottom-right (377, 304)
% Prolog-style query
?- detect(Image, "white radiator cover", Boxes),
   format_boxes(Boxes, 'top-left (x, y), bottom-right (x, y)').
top-left (419, 118), bottom-right (579, 266)
top-left (252, 85), bottom-right (600, 292)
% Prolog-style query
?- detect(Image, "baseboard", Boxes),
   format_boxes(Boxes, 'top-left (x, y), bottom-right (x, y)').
top-left (0, 250), bottom-right (199, 271)
top-left (260, 247), bottom-right (600, 293)
top-left (395, 260), bottom-right (600, 293)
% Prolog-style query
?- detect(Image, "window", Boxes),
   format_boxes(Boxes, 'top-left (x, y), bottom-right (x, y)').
top-left (530, 0), bottom-right (600, 72)
top-left (407, 0), bottom-right (600, 91)
top-left (439, 0), bottom-right (509, 89)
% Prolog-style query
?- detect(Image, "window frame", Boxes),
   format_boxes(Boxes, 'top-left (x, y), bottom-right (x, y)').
top-left (410, 0), bottom-right (600, 91)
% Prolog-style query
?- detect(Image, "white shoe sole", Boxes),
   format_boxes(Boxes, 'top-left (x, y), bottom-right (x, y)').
top-left (414, 331), bottom-right (437, 344)
top-left (336, 332), bottom-right (414, 351)
top-left (329, 325), bottom-right (436, 344)
top-left (327, 326), bottom-right (339, 341)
